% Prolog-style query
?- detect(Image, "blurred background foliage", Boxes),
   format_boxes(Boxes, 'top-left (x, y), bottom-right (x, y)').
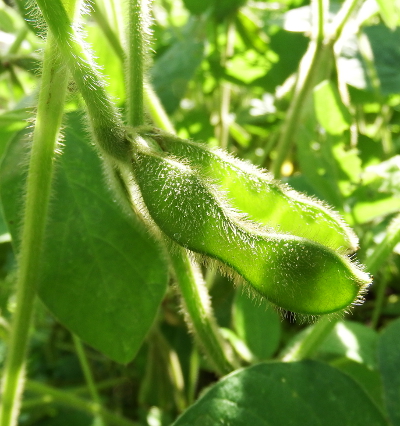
top-left (0, 0), bottom-right (400, 424)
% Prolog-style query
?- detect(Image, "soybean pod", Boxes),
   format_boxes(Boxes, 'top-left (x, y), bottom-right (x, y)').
top-left (145, 131), bottom-right (358, 254)
top-left (132, 148), bottom-right (370, 315)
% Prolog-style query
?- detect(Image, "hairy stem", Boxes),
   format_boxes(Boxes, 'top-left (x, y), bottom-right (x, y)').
top-left (127, 0), bottom-right (146, 127)
top-left (217, 17), bottom-right (235, 149)
top-left (169, 243), bottom-right (236, 376)
top-left (93, 0), bottom-right (229, 376)
top-left (90, 2), bottom-right (175, 132)
top-left (36, 0), bottom-right (130, 163)
top-left (0, 7), bottom-right (75, 425)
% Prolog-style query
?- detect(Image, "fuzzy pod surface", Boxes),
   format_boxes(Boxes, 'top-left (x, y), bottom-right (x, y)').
top-left (147, 132), bottom-right (358, 254)
top-left (132, 149), bottom-right (370, 315)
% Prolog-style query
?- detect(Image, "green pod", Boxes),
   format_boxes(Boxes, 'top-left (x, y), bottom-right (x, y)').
top-left (132, 149), bottom-right (370, 315)
top-left (147, 132), bottom-right (358, 254)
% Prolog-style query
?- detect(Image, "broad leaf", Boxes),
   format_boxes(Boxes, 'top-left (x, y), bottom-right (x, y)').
top-left (377, 317), bottom-right (400, 426)
top-left (233, 289), bottom-right (281, 360)
top-left (151, 19), bottom-right (205, 114)
top-left (172, 361), bottom-right (387, 426)
top-left (0, 112), bottom-right (168, 363)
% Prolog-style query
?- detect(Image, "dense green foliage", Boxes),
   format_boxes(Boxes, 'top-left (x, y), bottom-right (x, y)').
top-left (0, 0), bottom-right (399, 425)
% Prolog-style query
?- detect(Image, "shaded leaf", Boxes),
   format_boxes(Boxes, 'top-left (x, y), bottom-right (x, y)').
top-left (151, 19), bottom-right (205, 114)
top-left (0, 112), bottom-right (168, 363)
top-left (233, 289), bottom-right (281, 360)
top-left (377, 317), bottom-right (400, 426)
top-left (172, 361), bottom-right (387, 426)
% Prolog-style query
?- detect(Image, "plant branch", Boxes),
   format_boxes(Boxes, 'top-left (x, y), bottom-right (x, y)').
top-left (72, 335), bottom-right (103, 402)
top-left (0, 5), bottom-right (76, 425)
top-left (35, 0), bottom-right (130, 163)
top-left (281, 316), bottom-right (337, 362)
top-left (365, 214), bottom-right (400, 276)
top-left (271, 0), bottom-right (361, 177)
top-left (90, 1), bottom-right (175, 133)
top-left (127, 0), bottom-right (146, 127)
top-left (168, 242), bottom-right (236, 376)
top-left (24, 381), bottom-right (140, 426)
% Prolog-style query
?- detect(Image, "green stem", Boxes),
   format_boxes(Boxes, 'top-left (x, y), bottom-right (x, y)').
top-left (91, 0), bottom-right (125, 60)
top-left (73, 378), bottom-right (129, 396)
top-left (371, 274), bottom-right (389, 329)
top-left (281, 316), bottom-right (337, 362)
top-left (218, 17), bottom-right (235, 149)
top-left (271, 0), bottom-right (360, 178)
top-left (365, 214), bottom-right (400, 276)
top-left (8, 27), bottom-right (29, 55)
top-left (143, 82), bottom-right (175, 133)
top-left (90, 3), bottom-right (175, 133)
top-left (24, 381), bottom-right (140, 426)
top-left (36, 0), bottom-right (130, 163)
top-left (73, 335), bottom-right (104, 424)
top-left (271, 39), bottom-right (326, 177)
top-left (329, 0), bottom-right (361, 42)
top-left (152, 329), bottom-right (186, 411)
top-left (168, 242), bottom-right (236, 376)
top-left (72, 335), bottom-right (102, 406)
top-left (127, 0), bottom-right (145, 127)
top-left (0, 25), bottom-right (72, 426)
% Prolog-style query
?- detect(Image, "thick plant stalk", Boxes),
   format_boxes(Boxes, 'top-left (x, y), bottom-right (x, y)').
top-left (169, 244), bottom-right (236, 375)
top-left (0, 10), bottom-right (75, 426)
top-left (35, 0), bottom-right (130, 163)
top-left (127, 0), bottom-right (146, 127)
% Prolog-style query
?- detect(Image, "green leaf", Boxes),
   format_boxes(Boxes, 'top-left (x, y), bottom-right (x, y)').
top-left (318, 321), bottom-right (378, 369)
top-left (333, 358), bottom-right (384, 412)
top-left (0, 113), bottom-right (168, 363)
top-left (313, 80), bottom-right (352, 135)
top-left (252, 29), bottom-right (308, 92)
top-left (377, 317), bottom-right (400, 426)
top-left (375, 0), bottom-right (400, 30)
top-left (352, 156), bottom-right (400, 224)
top-left (86, 24), bottom-right (125, 102)
top-left (182, 0), bottom-right (212, 15)
top-left (233, 289), bottom-right (281, 360)
top-left (151, 20), bottom-right (205, 114)
top-left (281, 321), bottom-right (378, 369)
top-left (172, 361), bottom-right (387, 426)
top-left (338, 26), bottom-right (400, 96)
